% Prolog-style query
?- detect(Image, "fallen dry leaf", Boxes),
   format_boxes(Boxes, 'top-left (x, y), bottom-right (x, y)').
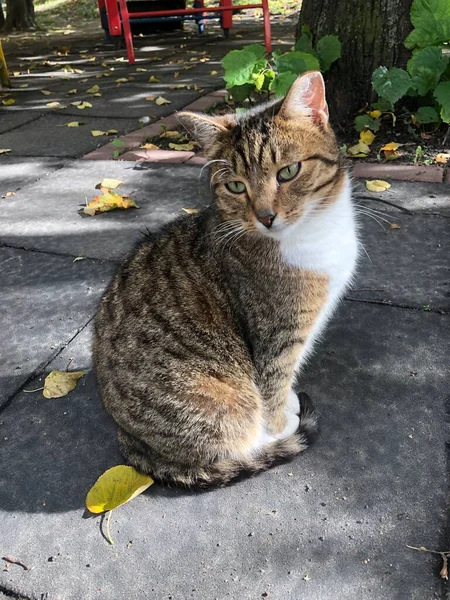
top-left (46, 101), bottom-right (64, 109)
top-left (40, 89), bottom-right (52, 95)
top-left (2, 98), bottom-right (15, 106)
top-left (67, 88), bottom-right (77, 94)
top-left (348, 141), bottom-right (370, 158)
top-left (135, 67), bottom-right (147, 72)
top-left (43, 370), bottom-right (86, 398)
top-left (140, 143), bottom-right (159, 150)
top-left (97, 178), bottom-right (124, 190)
top-left (160, 130), bottom-right (181, 138)
top-left (145, 95), bottom-right (157, 101)
top-left (390, 223), bottom-right (401, 230)
top-left (91, 130), bottom-right (106, 137)
top-left (182, 207), bottom-right (200, 214)
top-left (0, 149), bottom-right (11, 154)
top-left (86, 84), bottom-right (100, 94)
top-left (148, 75), bottom-right (160, 83)
top-left (360, 129), bottom-right (375, 145)
top-left (169, 142), bottom-right (197, 151)
top-left (73, 256), bottom-right (85, 262)
top-left (86, 465), bottom-right (153, 514)
top-left (66, 121), bottom-right (83, 127)
top-left (155, 96), bottom-right (171, 106)
top-left (210, 70), bottom-right (218, 76)
top-left (380, 141), bottom-right (403, 160)
top-left (435, 153), bottom-right (450, 164)
top-left (2, 191), bottom-right (16, 198)
top-left (115, 77), bottom-right (129, 83)
top-left (365, 179), bottom-right (391, 193)
top-left (84, 191), bottom-right (139, 216)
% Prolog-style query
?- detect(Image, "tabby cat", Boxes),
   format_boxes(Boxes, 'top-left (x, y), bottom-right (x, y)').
top-left (93, 71), bottom-right (358, 487)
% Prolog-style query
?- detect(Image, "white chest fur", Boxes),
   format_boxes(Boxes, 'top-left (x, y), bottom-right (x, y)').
top-left (279, 175), bottom-right (359, 367)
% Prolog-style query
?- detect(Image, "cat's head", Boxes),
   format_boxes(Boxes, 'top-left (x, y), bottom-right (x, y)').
top-left (177, 71), bottom-right (346, 240)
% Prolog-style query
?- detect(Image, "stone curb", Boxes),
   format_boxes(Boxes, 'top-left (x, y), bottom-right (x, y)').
top-left (82, 89), bottom-right (228, 162)
top-left (352, 163), bottom-right (448, 184)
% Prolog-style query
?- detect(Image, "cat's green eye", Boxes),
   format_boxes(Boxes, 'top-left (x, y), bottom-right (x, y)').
top-left (277, 162), bottom-right (301, 182)
top-left (225, 181), bottom-right (247, 194)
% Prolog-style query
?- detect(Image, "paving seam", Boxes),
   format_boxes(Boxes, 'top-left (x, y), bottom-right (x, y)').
top-left (0, 314), bottom-right (96, 415)
top-left (0, 113), bottom-right (44, 136)
top-left (1, 161), bottom-right (68, 192)
top-left (344, 296), bottom-right (450, 315)
top-left (0, 242), bottom-right (119, 264)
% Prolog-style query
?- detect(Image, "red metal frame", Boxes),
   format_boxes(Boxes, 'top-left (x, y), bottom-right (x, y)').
top-left (100, 0), bottom-right (272, 65)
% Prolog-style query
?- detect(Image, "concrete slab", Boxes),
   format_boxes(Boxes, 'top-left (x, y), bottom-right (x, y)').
top-left (0, 156), bottom-right (63, 195)
top-left (0, 247), bottom-right (115, 406)
top-left (353, 212), bottom-right (449, 311)
top-left (0, 111), bottom-right (42, 134)
top-left (0, 161), bottom-right (212, 260)
top-left (0, 114), bottom-right (139, 157)
top-left (0, 302), bottom-right (448, 600)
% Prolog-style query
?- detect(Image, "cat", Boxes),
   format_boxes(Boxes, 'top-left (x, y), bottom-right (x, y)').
top-left (93, 71), bottom-right (359, 487)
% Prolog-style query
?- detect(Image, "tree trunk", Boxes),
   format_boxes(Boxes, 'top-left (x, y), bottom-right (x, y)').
top-left (4, 0), bottom-right (35, 31)
top-left (297, 0), bottom-right (413, 123)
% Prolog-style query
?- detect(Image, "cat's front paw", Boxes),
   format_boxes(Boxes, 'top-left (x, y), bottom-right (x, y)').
top-left (286, 388), bottom-right (300, 415)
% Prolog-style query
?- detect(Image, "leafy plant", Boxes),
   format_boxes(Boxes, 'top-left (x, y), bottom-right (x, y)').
top-left (221, 28), bottom-right (341, 103)
top-left (357, 0), bottom-right (450, 134)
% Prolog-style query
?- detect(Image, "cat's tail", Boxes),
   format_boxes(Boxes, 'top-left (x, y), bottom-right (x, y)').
top-left (194, 392), bottom-right (318, 488)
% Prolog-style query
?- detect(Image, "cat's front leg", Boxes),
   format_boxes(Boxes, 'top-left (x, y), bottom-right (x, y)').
top-left (286, 388), bottom-right (300, 415)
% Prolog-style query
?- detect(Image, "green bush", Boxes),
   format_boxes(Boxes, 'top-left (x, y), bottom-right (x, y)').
top-left (362, 0), bottom-right (450, 130)
top-left (220, 27), bottom-right (341, 103)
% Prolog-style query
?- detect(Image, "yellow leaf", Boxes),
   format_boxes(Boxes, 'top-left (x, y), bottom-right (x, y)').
top-left (160, 130), bottom-right (181, 138)
top-left (2, 98), bottom-right (15, 106)
top-left (40, 89), bottom-right (52, 95)
top-left (43, 370), bottom-right (86, 398)
top-left (155, 96), bottom-right (171, 105)
top-left (182, 207), bottom-right (200, 214)
top-left (435, 153), bottom-right (450, 164)
top-left (365, 179), bottom-right (391, 193)
top-left (210, 70), bottom-right (218, 76)
top-left (73, 256), bottom-right (85, 262)
top-left (19, 84), bottom-right (29, 88)
top-left (360, 129), bottom-right (375, 145)
top-left (91, 130), bottom-right (106, 136)
top-left (106, 129), bottom-right (118, 135)
top-left (93, 93), bottom-right (102, 97)
top-left (168, 142), bottom-right (197, 151)
top-left (84, 191), bottom-right (139, 215)
top-left (98, 178), bottom-right (124, 189)
top-left (173, 72), bottom-right (180, 78)
top-left (369, 109), bottom-right (382, 118)
top-left (86, 465), bottom-right (154, 514)
top-left (140, 143), bottom-right (159, 150)
top-left (46, 101), bottom-right (64, 108)
top-left (86, 84), bottom-right (100, 94)
top-left (390, 223), bottom-right (401, 230)
top-left (148, 75), bottom-right (160, 83)
top-left (67, 88), bottom-right (77, 94)
top-left (380, 142), bottom-right (402, 151)
top-left (145, 95), bottom-right (157, 101)
top-left (348, 141), bottom-right (370, 157)
top-left (73, 68), bottom-right (84, 74)
top-left (115, 77), bottom-right (129, 83)
top-left (0, 148), bottom-right (11, 154)
top-left (135, 67), bottom-right (147, 72)
top-left (76, 101), bottom-right (92, 110)
top-left (66, 121), bottom-right (83, 127)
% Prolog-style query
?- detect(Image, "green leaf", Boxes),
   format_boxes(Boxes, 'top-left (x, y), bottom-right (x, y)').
top-left (229, 83), bottom-right (254, 102)
top-left (271, 71), bottom-right (297, 97)
top-left (111, 138), bottom-right (125, 147)
top-left (316, 35), bottom-right (341, 71)
top-left (372, 66), bottom-right (412, 104)
top-left (434, 81), bottom-right (450, 123)
top-left (414, 106), bottom-right (441, 123)
top-left (407, 47), bottom-right (449, 95)
top-left (405, 0), bottom-right (450, 50)
top-left (253, 72), bottom-right (265, 91)
top-left (354, 114), bottom-right (381, 132)
top-left (221, 49), bottom-right (261, 86)
top-left (294, 26), bottom-right (313, 53)
top-left (273, 51), bottom-right (320, 76)
top-left (244, 43), bottom-right (267, 61)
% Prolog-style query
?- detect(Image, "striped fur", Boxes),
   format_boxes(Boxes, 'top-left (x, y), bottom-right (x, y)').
top-left (93, 72), bottom-right (357, 487)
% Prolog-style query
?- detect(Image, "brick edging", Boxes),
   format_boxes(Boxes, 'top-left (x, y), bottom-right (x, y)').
top-left (81, 89), bottom-right (227, 164)
top-left (82, 90), bottom-right (449, 181)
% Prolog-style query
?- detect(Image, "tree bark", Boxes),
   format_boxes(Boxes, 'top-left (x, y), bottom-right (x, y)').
top-left (4, 0), bottom-right (35, 31)
top-left (297, 0), bottom-right (413, 123)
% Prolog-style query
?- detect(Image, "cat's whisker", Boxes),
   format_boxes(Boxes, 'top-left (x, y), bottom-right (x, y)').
top-left (355, 206), bottom-right (394, 225)
top-left (355, 203), bottom-right (395, 220)
top-left (355, 210), bottom-right (388, 230)
top-left (200, 159), bottom-right (231, 179)
top-left (357, 240), bottom-right (372, 263)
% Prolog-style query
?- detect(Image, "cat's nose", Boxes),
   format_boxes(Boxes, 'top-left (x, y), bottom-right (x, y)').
top-left (257, 212), bottom-right (277, 229)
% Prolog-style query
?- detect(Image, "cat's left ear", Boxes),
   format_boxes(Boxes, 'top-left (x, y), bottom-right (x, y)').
top-left (177, 112), bottom-right (236, 154)
top-left (279, 71), bottom-right (329, 125)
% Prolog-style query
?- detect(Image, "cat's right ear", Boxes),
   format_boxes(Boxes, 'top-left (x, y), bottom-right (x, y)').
top-left (177, 112), bottom-right (236, 154)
